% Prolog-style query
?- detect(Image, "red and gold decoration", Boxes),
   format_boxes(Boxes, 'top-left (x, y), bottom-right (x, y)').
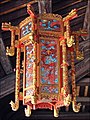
top-left (2, 0), bottom-right (87, 117)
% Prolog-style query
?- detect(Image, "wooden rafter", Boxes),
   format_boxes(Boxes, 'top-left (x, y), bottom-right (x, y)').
top-left (0, 32), bottom-right (12, 75)
top-left (83, 0), bottom-right (90, 38)
top-left (0, 0), bottom-right (38, 16)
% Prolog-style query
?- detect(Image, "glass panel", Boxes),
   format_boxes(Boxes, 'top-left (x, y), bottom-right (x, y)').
top-left (41, 86), bottom-right (58, 94)
top-left (26, 88), bottom-right (34, 96)
top-left (39, 19), bottom-right (61, 32)
top-left (20, 22), bottom-right (32, 38)
top-left (40, 39), bottom-right (59, 94)
top-left (25, 44), bottom-right (34, 87)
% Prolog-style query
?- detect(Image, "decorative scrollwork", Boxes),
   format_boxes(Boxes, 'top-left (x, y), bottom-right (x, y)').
top-left (64, 94), bottom-right (71, 106)
top-left (76, 51), bottom-right (84, 60)
top-left (70, 51), bottom-right (81, 112)
top-left (38, 13), bottom-right (62, 21)
top-left (2, 22), bottom-right (17, 31)
top-left (63, 9), bottom-right (77, 22)
top-left (9, 101), bottom-right (19, 111)
top-left (6, 46), bottom-right (15, 56)
top-left (25, 105), bottom-right (31, 117)
top-left (2, 22), bottom-right (18, 56)
top-left (54, 108), bottom-right (59, 117)
top-left (9, 46), bottom-right (21, 111)
top-left (31, 95), bottom-right (37, 104)
top-left (67, 36), bottom-right (74, 47)
top-left (72, 101), bottom-right (81, 112)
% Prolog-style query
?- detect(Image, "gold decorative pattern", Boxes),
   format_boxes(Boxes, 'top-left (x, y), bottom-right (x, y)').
top-left (25, 105), bottom-right (31, 117)
top-left (61, 39), bottom-right (71, 106)
top-left (63, 9), bottom-right (77, 48)
top-left (63, 9), bottom-right (77, 22)
top-left (2, 22), bottom-right (18, 56)
top-left (38, 13), bottom-right (62, 20)
top-left (10, 45), bottom-right (21, 111)
top-left (70, 51), bottom-right (81, 112)
top-left (75, 35), bottom-right (84, 60)
top-left (37, 13), bottom-right (64, 36)
top-left (1, 2), bottom-right (86, 117)
top-left (19, 16), bottom-right (33, 29)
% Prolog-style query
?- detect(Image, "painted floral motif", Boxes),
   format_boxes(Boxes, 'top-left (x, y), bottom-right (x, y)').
top-left (26, 88), bottom-right (34, 96)
top-left (21, 22), bottom-right (32, 38)
top-left (25, 44), bottom-right (34, 87)
top-left (41, 86), bottom-right (58, 94)
top-left (39, 19), bottom-right (60, 31)
top-left (40, 39), bottom-right (59, 94)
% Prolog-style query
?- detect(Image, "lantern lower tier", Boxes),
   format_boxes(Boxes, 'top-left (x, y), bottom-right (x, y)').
top-left (22, 38), bottom-right (71, 117)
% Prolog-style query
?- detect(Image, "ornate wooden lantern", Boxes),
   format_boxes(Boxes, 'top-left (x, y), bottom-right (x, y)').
top-left (2, 0), bottom-right (87, 117)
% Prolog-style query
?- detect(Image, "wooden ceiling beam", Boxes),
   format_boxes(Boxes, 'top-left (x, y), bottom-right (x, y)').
top-left (0, 0), bottom-right (10, 5)
top-left (0, 0), bottom-right (87, 16)
top-left (0, 2), bottom-right (38, 23)
top-left (0, 4), bottom-right (26, 16)
top-left (62, 5), bottom-right (86, 17)
top-left (70, 14), bottom-right (85, 30)
top-left (84, 86), bottom-right (89, 96)
top-left (0, 63), bottom-right (6, 78)
top-left (78, 5), bottom-right (87, 11)
top-left (0, 0), bottom-right (38, 16)
top-left (77, 78), bottom-right (90, 86)
top-left (0, 73), bottom-right (23, 98)
top-left (0, 7), bottom-right (86, 28)
top-left (0, 32), bottom-right (12, 75)
top-left (53, 0), bottom-right (82, 12)
top-left (77, 97), bottom-right (90, 105)
top-left (53, 0), bottom-right (87, 15)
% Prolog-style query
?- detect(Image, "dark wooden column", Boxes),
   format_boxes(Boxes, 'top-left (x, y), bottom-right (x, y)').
top-left (83, 0), bottom-right (90, 39)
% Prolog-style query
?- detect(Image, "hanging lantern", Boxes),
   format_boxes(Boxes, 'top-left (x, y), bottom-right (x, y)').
top-left (2, 0), bottom-right (87, 117)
